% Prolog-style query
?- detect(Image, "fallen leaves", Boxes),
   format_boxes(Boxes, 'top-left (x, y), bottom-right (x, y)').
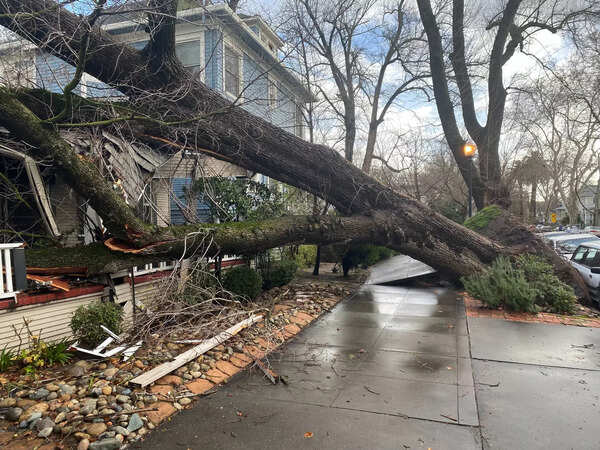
top-left (304, 432), bottom-right (314, 438)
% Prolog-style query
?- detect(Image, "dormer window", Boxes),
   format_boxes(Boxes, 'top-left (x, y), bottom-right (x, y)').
top-left (225, 44), bottom-right (241, 96)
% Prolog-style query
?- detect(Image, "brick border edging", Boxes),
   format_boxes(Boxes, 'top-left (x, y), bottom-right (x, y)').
top-left (463, 293), bottom-right (600, 328)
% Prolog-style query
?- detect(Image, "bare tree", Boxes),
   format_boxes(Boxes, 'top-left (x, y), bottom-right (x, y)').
top-left (284, 0), bottom-right (429, 170)
top-left (416, 0), bottom-right (599, 209)
top-left (515, 76), bottom-right (599, 225)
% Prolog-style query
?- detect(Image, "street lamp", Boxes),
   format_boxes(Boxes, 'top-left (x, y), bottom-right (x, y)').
top-left (463, 143), bottom-right (477, 218)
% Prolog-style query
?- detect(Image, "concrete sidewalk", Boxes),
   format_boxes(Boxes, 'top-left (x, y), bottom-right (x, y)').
top-left (139, 259), bottom-right (480, 449)
top-left (139, 255), bottom-right (600, 449)
top-left (469, 317), bottom-right (600, 449)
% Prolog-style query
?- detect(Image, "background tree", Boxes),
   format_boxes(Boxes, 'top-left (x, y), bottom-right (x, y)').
top-left (283, 0), bottom-right (429, 170)
top-left (416, 0), bottom-right (599, 209)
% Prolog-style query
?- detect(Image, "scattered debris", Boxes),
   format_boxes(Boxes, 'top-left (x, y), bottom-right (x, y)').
top-left (254, 359), bottom-right (281, 384)
top-left (129, 314), bottom-right (263, 388)
top-left (477, 381), bottom-right (500, 387)
top-left (364, 385), bottom-right (380, 395)
top-left (440, 414), bottom-right (457, 422)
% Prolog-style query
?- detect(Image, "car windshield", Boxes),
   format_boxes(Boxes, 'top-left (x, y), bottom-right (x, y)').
top-left (557, 237), bottom-right (600, 253)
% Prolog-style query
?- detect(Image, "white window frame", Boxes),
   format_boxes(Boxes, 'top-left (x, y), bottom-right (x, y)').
top-left (223, 40), bottom-right (243, 99)
top-left (174, 30), bottom-right (205, 82)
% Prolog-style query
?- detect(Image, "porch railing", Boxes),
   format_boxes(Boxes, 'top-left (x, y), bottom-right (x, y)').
top-left (0, 243), bottom-right (26, 300)
top-left (132, 261), bottom-right (177, 277)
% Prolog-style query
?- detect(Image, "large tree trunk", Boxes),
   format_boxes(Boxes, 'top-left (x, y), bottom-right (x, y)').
top-left (0, 0), bottom-right (588, 296)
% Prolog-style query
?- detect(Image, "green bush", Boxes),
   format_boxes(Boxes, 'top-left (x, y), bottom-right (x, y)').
top-left (462, 255), bottom-right (576, 314)
top-left (222, 265), bottom-right (262, 300)
top-left (515, 255), bottom-right (576, 314)
top-left (71, 301), bottom-right (123, 348)
top-left (262, 259), bottom-right (298, 289)
top-left (342, 245), bottom-right (394, 276)
top-left (296, 245), bottom-right (317, 268)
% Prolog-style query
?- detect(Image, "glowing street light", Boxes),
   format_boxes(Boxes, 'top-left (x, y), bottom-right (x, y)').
top-left (463, 143), bottom-right (477, 218)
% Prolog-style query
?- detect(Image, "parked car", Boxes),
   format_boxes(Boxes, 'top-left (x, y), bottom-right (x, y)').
top-left (584, 226), bottom-right (600, 237)
top-left (570, 241), bottom-right (600, 305)
top-left (545, 233), bottom-right (600, 260)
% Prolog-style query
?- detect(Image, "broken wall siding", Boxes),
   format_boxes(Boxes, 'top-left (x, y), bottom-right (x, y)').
top-left (50, 178), bottom-right (82, 247)
top-left (155, 152), bottom-right (246, 179)
top-left (152, 179), bottom-right (171, 227)
top-left (0, 289), bottom-right (103, 351)
top-left (113, 279), bottom-right (164, 306)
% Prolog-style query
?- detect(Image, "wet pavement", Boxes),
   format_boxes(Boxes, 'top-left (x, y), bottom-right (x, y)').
top-left (139, 255), bottom-right (600, 449)
top-left (140, 256), bottom-right (480, 449)
top-left (469, 316), bottom-right (600, 449)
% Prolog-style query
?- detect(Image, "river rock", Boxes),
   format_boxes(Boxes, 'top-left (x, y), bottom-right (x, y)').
top-left (112, 425), bottom-right (129, 436)
top-left (89, 438), bottom-right (121, 450)
top-left (126, 413), bottom-right (143, 432)
top-left (38, 426), bottom-right (53, 438)
top-left (6, 407), bottom-right (22, 421)
top-left (30, 388), bottom-right (49, 400)
top-left (0, 397), bottom-right (16, 407)
top-left (59, 384), bottom-right (76, 395)
top-left (86, 422), bottom-right (107, 436)
top-left (103, 368), bottom-right (119, 378)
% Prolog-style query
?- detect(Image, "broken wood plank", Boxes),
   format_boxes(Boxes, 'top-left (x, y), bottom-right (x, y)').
top-left (129, 314), bottom-right (263, 388)
top-left (26, 266), bottom-right (88, 276)
top-left (101, 325), bottom-right (122, 342)
top-left (94, 337), bottom-right (114, 353)
top-left (26, 274), bottom-right (71, 291)
top-left (122, 340), bottom-right (143, 361)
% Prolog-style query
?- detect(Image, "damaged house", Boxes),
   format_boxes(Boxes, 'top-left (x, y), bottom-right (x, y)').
top-left (0, 0), bottom-right (311, 350)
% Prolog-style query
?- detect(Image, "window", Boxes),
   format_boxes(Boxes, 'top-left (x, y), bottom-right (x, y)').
top-left (268, 79), bottom-right (278, 108)
top-left (583, 248), bottom-right (599, 267)
top-left (130, 41), bottom-right (148, 51)
top-left (572, 247), bottom-right (588, 262)
top-left (176, 40), bottom-right (201, 73)
top-left (224, 45), bottom-right (241, 96)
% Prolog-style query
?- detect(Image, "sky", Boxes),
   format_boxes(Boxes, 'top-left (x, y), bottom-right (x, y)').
top-left (240, 0), bottom-right (586, 169)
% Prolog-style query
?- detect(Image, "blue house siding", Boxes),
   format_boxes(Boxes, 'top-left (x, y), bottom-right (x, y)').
top-left (204, 29), bottom-right (223, 90)
top-left (269, 84), bottom-right (296, 134)
top-left (170, 178), bottom-right (211, 225)
top-left (242, 54), bottom-right (268, 118)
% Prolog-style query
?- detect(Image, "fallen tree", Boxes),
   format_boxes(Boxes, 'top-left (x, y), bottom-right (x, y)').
top-left (0, 0), bottom-right (589, 297)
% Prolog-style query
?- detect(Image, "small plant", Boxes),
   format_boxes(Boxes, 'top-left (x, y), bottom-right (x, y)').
top-left (42, 339), bottom-right (73, 365)
top-left (0, 347), bottom-right (15, 372)
top-left (71, 301), bottom-right (123, 348)
top-left (462, 255), bottom-right (576, 314)
top-left (222, 265), bottom-right (262, 300)
top-left (261, 259), bottom-right (298, 289)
